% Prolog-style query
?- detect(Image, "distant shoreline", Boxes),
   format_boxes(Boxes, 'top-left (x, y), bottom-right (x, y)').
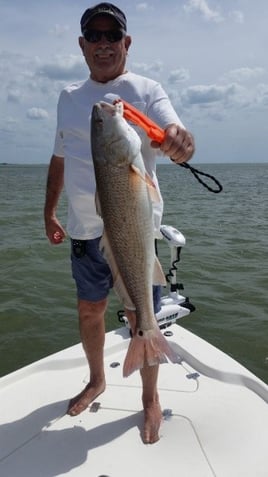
top-left (0, 162), bottom-right (48, 166)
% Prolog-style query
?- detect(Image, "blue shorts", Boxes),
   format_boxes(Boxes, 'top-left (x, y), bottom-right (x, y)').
top-left (71, 237), bottom-right (113, 302)
top-left (71, 237), bottom-right (161, 312)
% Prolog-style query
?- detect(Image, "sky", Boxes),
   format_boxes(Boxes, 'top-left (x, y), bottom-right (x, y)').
top-left (0, 0), bottom-right (267, 164)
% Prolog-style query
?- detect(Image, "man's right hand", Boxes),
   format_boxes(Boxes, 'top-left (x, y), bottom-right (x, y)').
top-left (45, 216), bottom-right (66, 244)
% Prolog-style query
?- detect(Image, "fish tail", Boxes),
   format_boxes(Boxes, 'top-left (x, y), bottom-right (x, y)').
top-left (123, 327), bottom-right (179, 377)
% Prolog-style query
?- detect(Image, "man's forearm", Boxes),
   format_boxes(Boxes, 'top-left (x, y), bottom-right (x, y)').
top-left (44, 155), bottom-right (64, 220)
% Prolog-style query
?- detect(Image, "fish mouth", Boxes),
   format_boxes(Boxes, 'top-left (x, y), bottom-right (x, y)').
top-left (93, 101), bottom-right (117, 119)
top-left (91, 103), bottom-right (117, 132)
top-left (91, 104), bottom-right (103, 126)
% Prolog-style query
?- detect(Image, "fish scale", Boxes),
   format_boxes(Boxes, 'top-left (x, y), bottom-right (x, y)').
top-left (95, 160), bottom-right (153, 316)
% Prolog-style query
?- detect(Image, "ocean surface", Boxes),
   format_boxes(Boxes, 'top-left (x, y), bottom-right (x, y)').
top-left (0, 163), bottom-right (267, 383)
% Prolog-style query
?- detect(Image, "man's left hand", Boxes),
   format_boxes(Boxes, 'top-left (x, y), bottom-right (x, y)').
top-left (151, 124), bottom-right (195, 164)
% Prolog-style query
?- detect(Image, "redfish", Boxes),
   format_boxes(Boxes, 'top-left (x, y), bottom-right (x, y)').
top-left (91, 101), bottom-right (179, 376)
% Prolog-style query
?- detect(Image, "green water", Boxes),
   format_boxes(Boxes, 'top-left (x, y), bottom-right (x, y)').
top-left (0, 163), bottom-right (267, 382)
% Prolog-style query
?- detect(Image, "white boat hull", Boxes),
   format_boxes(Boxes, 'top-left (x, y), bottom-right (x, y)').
top-left (0, 323), bottom-right (267, 477)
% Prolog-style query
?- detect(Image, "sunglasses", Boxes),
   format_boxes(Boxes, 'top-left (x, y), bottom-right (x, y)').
top-left (83, 29), bottom-right (125, 43)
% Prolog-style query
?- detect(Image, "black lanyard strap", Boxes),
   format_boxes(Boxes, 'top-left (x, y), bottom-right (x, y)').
top-left (179, 162), bottom-right (223, 193)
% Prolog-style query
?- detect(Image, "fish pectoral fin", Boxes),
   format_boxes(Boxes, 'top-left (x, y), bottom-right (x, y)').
top-left (145, 174), bottom-right (162, 204)
top-left (153, 256), bottom-right (166, 286)
top-left (100, 232), bottom-right (135, 311)
top-left (130, 163), bottom-right (145, 179)
top-left (130, 164), bottom-right (161, 203)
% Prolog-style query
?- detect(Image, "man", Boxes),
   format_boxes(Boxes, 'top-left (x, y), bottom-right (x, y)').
top-left (44, 2), bottom-right (195, 444)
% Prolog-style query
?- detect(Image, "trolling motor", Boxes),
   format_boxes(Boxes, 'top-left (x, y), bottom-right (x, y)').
top-left (160, 224), bottom-right (187, 296)
top-left (155, 225), bottom-right (195, 328)
top-left (117, 225), bottom-right (195, 330)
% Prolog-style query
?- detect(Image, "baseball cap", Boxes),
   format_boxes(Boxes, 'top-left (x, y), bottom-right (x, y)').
top-left (80, 3), bottom-right (127, 33)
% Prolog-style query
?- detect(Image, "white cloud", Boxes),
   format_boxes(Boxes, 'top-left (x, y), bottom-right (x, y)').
top-left (183, 0), bottom-right (224, 23)
top-left (181, 84), bottom-right (237, 105)
top-left (0, 52), bottom-right (64, 108)
top-left (168, 68), bottom-right (190, 84)
top-left (224, 67), bottom-right (265, 83)
top-left (178, 79), bottom-right (268, 124)
top-left (27, 108), bottom-right (49, 120)
top-left (36, 55), bottom-right (86, 81)
top-left (131, 60), bottom-right (163, 76)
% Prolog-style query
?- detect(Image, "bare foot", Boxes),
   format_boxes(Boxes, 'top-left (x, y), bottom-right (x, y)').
top-left (142, 399), bottom-right (163, 444)
top-left (67, 381), bottom-right (106, 416)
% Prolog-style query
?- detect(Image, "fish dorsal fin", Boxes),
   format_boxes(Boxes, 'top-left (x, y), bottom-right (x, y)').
top-left (153, 256), bottom-right (166, 286)
top-left (130, 164), bottom-right (161, 203)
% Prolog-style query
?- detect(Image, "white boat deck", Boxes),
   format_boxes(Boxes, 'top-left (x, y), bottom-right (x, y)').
top-left (0, 324), bottom-right (267, 477)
